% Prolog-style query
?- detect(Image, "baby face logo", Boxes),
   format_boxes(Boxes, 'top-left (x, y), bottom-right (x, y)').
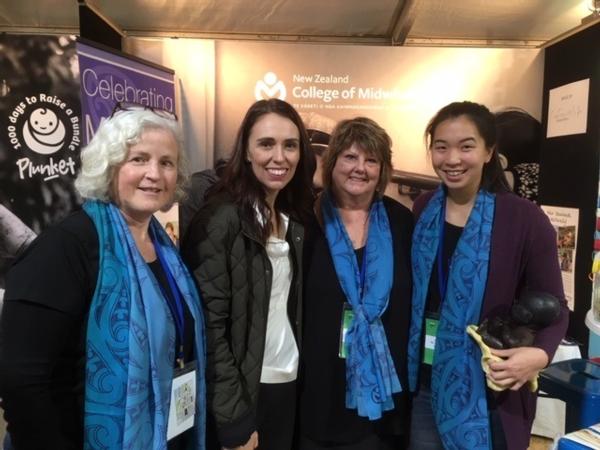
top-left (254, 72), bottom-right (287, 101)
top-left (6, 94), bottom-right (81, 181)
top-left (23, 107), bottom-right (67, 155)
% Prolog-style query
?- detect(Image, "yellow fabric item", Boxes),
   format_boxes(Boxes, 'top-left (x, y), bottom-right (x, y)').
top-left (466, 325), bottom-right (538, 392)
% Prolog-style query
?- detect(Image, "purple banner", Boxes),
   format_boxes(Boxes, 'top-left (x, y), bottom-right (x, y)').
top-left (76, 41), bottom-right (176, 144)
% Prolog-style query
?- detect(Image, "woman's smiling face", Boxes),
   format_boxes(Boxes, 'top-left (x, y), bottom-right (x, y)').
top-left (430, 115), bottom-right (493, 199)
top-left (112, 127), bottom-right (179, 223)
top-left (246, 112), bottom-right (300, 204)
top-left (331, 143), bottom-right (381, 204)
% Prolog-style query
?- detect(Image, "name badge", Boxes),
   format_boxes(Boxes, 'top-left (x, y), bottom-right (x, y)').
top-left (338, 302), bottom-right (354, 359)
top-left (423, 318), bottom-right (439, 365)
top-left (167, 360), bottom-right (197, 441)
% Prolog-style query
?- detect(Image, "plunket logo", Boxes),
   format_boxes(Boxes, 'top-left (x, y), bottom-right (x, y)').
top-left (6, 94), bottom-right (81, 181)
top-left (255, 72), bottom-right (287, 100)
top-left (22, 107), bottom-right (67, 155)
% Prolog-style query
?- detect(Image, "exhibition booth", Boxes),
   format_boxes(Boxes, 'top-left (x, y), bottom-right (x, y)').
top-left (1, 5), bottom-right (600, 448)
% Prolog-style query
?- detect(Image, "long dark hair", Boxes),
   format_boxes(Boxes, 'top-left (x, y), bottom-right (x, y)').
top-left (215, 99), bottom-right (315, 242)
top-left (425, 101), bottom-right (510, 193)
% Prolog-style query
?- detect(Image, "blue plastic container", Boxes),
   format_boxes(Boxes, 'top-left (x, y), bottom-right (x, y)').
top-left (586, 310), bottom-right (600, 358)
top-left (539, 359), bottom-right (600, 433)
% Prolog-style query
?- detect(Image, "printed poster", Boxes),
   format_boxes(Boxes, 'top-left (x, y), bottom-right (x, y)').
top-left (541, 205), bottom-right (579, 310)
top-left (76, 40), bottom-right (176, 144)
top-left (0, 34), bottom-right (82, 301)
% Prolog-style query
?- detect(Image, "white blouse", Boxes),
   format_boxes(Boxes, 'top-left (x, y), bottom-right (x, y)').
top-left (260, 214), bottom-right (299, 383)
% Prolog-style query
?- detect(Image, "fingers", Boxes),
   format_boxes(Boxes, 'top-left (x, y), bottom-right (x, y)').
top-left (487, 368), bottom-right (514, 384)
top-left (485, 347), bottom-right (546, 393)
top-left (488, 359), bottom-right (507, 371)
top-left (487, 374), bottom-right (515, 388)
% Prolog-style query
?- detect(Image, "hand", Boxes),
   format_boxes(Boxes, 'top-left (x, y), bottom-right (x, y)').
top-left (222, 431), bottom-right (259, 450)
top-left (487, 346), bottom-right (549, 391)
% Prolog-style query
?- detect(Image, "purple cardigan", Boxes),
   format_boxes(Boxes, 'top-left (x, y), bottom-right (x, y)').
top-left (413, 190), bottom-right (569, 450)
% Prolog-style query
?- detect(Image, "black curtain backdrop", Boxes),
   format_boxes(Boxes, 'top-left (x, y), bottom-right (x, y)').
top-left (538, 21), bottom-right (600, 354)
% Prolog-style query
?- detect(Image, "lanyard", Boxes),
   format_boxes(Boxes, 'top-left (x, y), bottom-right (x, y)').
top-left (358, 210), bottom-right (370, 300)
top-left (152, 231), bottom-right (186, 368)
top-left (437, 199), bottom-right (448, 302)
top-left (359, 245), bottom-right (367, 299)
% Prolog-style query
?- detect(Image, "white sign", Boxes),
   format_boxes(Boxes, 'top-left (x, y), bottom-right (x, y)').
top-left (547, 79), bottom-right (589, 138)
top-left (213, 42), bottom-right (544, 176)
top-left (540, 205), bottom-right (579, 310)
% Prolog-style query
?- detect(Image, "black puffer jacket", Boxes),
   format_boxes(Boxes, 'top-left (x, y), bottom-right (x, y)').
top-left (182, 193), bottom-right (303, 448)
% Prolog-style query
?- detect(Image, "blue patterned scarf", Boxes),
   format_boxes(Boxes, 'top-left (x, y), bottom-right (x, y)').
top-left (408, 187), bottom-right (495, 450)
top-left (321, 190), bottom-right (401, 420)
top-left (83, 200), bottom-right (206, 450)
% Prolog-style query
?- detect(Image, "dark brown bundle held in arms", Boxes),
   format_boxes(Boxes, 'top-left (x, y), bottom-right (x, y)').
top-left (477, 291), bottom-right (561, 349)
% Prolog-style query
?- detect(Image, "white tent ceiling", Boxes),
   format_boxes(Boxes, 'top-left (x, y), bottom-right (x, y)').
top-left (1, 0), bottom-right (599, 47)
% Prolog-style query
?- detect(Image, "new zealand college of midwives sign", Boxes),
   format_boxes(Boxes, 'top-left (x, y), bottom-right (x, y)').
top-left (255, 71), bottom-right (409, 109)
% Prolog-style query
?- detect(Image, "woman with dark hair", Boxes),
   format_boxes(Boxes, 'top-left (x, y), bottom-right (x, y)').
top-left (408, 101), bottom-right (568, 450)
top-left (298, 117), bottom-right (413, 450)
top-left (182, 99), bottom-right (314, 450)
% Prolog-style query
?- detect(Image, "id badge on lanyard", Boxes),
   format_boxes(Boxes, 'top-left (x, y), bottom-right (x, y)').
top-left (338, 248), bottom-right (366, 359)
top-left (153, 231), bottom-right (196, 440)
top-left (339, 302), bottom-right (354, 359)
top-left (423, 201), bottom-right (446, 365)
top-left (423, 316), bottom-right (439, 365)
top-left (167, 361), bottom-right (197, 440)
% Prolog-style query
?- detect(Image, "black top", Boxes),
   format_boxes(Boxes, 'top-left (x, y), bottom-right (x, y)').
top-left (0, 210), bottom-right (195, 450)
top-left (420, 221), bottom-right (463, 390)
top-left (299, 197), bottom-right (413, 444)
top-left (425, 221), bottom-right (464, 315)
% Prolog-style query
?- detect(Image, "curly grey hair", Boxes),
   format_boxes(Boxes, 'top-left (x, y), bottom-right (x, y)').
top-left (75, 108), bottom-right (187, 202)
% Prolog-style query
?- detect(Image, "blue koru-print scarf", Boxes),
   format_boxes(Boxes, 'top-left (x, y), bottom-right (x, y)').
top-left (408, 187), bottom-right (495, 450)
top-left (321, 190), bottom-right (401, 420)
top-left (83, 200), bottom-right (206, 450)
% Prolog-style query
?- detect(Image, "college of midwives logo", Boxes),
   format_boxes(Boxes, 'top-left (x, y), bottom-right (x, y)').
top-left (255, 72), bottom-right (287, 100)
top-left (6, 94), bottom-right (80, 181)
